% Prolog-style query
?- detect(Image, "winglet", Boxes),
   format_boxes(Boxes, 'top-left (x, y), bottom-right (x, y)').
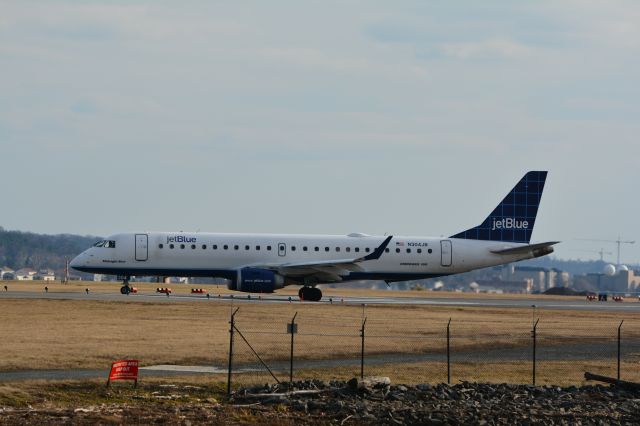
top-left (360, 236), bottom-right (393, 261)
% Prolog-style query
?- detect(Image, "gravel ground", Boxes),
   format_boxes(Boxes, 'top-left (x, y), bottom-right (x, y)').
top-left (2, 379), bottom-right (639, 425)
top-left (229, 379), bottom-right (640, 425)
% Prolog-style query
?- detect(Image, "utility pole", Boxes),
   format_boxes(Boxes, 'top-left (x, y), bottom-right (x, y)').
top-left (64, 259), bottom-right (69, 284)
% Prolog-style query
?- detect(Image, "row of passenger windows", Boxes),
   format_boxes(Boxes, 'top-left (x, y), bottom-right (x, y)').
top-left (157, 243), bottom-right (433, 254)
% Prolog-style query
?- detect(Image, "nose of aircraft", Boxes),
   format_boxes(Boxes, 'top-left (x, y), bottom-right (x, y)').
top-left (69, 253), bottom-right (84, 270)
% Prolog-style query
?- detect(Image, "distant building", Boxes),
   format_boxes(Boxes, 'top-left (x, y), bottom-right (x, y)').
top-left (502, 266), bottom-right (546, 291)
top-left (579, 268), bottom-right (640, 293)
top-left (500, 265), bottom-right (569, 292)
top-left (34, 269), bottom-right (56, 281)
top-left (15, 268), bottom-right (37, 281)
top-left (1, 267), bottom-right (15, 280)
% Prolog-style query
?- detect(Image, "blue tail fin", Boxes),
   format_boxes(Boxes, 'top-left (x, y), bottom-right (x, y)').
top-left (450, 171), bottom-right (548, 243)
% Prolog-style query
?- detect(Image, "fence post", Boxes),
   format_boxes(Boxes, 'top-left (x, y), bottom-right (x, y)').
top-left (447, 318), bottom-right (451, 385)
top-left (618, 320), bottom-right (624, 381)
top-left (532, 318), bottom-right (539, 386)
top-left (289, 312), bottom-right (298, 384)
top-left (360, 317), bottom-right (367, 379)
top-left (227, 307), bottom-right (239, 396)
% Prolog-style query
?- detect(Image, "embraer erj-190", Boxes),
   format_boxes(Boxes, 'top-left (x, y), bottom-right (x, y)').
top-left (71, 171), bottom-right (557, 301)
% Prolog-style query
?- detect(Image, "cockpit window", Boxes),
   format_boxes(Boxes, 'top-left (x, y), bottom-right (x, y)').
top-left (93, 240), bottom-right (116, 248)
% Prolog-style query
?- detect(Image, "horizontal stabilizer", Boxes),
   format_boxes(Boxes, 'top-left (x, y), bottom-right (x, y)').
top-left (490, 241), bottom-right (559, 256)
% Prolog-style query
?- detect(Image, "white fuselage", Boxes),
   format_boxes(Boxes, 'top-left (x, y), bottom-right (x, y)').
top-left (71, 232), bottom-right (538, 284)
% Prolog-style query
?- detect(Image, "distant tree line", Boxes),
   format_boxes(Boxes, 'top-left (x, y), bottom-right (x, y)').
top-left (0, 227), bottom-right (101, 272)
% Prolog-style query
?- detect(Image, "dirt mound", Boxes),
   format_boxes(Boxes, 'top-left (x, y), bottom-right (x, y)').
top-left (543, 287), bottom-right (587, 296)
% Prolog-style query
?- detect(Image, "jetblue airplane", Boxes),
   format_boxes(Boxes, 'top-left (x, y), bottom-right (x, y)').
top-left (71, 171), bottom-right (557, 301)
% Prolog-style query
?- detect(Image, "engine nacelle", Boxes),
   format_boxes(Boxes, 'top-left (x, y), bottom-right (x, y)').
top-left (234, 268), bottom-right (285, 293)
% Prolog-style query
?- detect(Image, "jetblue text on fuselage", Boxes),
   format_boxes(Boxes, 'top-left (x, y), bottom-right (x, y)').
top-left (491, 218), bottom-right (529, 231)
top-left (167, 236), bottom-right (197, 244)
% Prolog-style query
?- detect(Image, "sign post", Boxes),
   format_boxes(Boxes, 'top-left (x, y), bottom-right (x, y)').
top-left (107, 360), bottom-right (139, 387)
top-left (287, 312), bottom-right (298, 383)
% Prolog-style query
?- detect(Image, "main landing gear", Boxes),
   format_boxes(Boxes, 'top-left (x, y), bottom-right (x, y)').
top-left (120, 277), bottom-right (131, 295)
top-left (299, 286), bottom-right (322, 302)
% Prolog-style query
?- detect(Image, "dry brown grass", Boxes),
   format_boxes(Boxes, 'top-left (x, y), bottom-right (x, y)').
top-left (281, 360), bottom-right (640, 387)
top-left (1, 292), bottom-right (639, 377)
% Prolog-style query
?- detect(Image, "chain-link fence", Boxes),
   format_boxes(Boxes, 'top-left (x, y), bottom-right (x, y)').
top-left (224, 303), bottom-right (639, 393)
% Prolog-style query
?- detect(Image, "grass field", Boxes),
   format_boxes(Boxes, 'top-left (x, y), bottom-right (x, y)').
top-left (2, 281), bottom-right (640, 386)
top-left (2, 279), bottom-right (617, 301)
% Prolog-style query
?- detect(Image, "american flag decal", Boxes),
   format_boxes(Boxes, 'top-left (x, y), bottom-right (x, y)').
top-left (396, 241), bottom-right (405, 246)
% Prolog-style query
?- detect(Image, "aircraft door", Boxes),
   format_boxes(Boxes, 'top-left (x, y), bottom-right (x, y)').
top-left (135, 234), bottom-right (148, 261)
top-left (278, 243), bottom-right (286, 257)
top-left (440, 240), bottom-right (452, 267)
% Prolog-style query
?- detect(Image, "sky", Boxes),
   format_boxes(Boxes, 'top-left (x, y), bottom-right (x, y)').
top-left (1, 1), bottom-right (639, 263)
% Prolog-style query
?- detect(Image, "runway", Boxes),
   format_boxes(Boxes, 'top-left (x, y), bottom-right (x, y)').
top-left (1, 289), bottom-right (639, 312)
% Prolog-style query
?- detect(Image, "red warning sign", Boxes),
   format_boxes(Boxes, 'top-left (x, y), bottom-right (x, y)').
top-left (107, 360), bottom-right (139, 386)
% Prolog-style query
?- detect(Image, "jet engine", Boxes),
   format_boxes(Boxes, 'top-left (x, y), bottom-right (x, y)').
top-left (228, 268), bottom-right (285, 293)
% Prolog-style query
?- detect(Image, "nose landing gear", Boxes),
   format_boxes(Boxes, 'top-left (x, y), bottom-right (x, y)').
top-left (299, 286), bottom-right (322, 302)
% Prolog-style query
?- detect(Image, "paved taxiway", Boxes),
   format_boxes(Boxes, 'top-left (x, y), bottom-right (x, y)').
top-left (1, 290), bottom-right (639, 312)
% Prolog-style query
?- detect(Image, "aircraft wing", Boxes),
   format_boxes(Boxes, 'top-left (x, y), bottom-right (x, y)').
top-left (254, 236), bottom-right (393, 282)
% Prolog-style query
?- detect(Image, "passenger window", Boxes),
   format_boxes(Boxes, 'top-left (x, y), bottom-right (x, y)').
top-left (303, 246), bottom-right (308, 251)
top-left (335, 247), bottom-right (340, 252)
top-left (406, 248), bottom-right (411, 253)
top-left (417, 248), bottom-right (422, 254)
top-left (159, 244), bottom-right (164, 249)
top-left (385, 248), bottom-right (389, 253)
top-left (396, 248), bottom-right (400, 253)
top-left (223, 245), bottom-right (228, 250)
top-left (202, 244), bottom-right (207, 249)
top-left (355, 247), bottom-right (360, 253)
top-left (346, 247), bottom-right (351, 252)
top-left (234, 245), bottom-right (239, 250)
top-left (169, 244), bottom-right (174, 249)
top-left (256, 246), bottom-right (261, 250)
top-left (428, 248), bottom-right (433, 254)
top-left (365, 248), bottom-right (370, 253)
top-left (315, 247), bottom-right (319, 252)
top-left (245, 245), bottom-right (250, 250)
top-left (267, 245), bottom-right (272, 251)
top-left (180, 244), bottom-right (185, 249)
top-left (213, 244), bottom-right (218, 250)
top-left (325, 247), bottom-right (329, 252)
top-left (292, 246), bottom-right (296, 251)
top-left (191, 244), bottom-right (196, 249)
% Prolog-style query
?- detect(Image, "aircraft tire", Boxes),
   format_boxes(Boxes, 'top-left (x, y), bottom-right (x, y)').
top-left (120, 286), bottom-right (130, 295)
top-left (300, 286), bottom-right (322, 302)
top-left (310, 287), bottom-right (322, 302)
